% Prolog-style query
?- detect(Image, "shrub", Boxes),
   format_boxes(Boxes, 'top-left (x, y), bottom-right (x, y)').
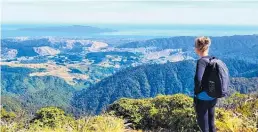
top-left (23, 107), bottom-right (127, 132)
top-left (216, 108), bottom-right (243, 132)
top-left (218, 92), bottom-right (249, 109)
top-left (236, 98), bottom-right (258, 131)
top-left (108, 93), bottom-right (258, 132)
top-left (75, 115), bottom-right (125, 132)
top-left (0, 107), bottom-right (16, 122)
top-left (29, 106), bottom-right (75, 129)
top-left (0, 107), bottom-right (26, 132)
top-left (107, 94), bottom-right (199, 131)
top-left (219, 92), bottom-right (258, 131)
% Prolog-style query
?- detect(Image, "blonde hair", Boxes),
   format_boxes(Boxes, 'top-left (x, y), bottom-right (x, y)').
top-left (195, 36), bottom-right (211, 52)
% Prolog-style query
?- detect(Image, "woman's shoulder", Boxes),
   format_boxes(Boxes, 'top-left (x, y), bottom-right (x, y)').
top-left (198, 56), bottom-right (212, 61)
top-left (197, 56), bottom-right (211, 66)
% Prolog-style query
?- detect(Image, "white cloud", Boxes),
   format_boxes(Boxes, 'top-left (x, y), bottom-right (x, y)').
top-left (2, 1), bottom-right (258, 25)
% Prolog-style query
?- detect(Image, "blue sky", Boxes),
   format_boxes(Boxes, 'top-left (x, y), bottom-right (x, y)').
top-left (2, 0), bottom-right (258, 25)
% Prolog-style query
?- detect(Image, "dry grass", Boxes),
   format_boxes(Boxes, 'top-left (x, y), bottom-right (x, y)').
top-left (0, 61), bottom-right (89, 85)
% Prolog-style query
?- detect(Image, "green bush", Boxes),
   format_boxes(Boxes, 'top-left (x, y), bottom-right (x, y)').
top-left (216, 108), bottom-right (244, 132)
top-left (219, 92), bottom-right (258, 131)
top-left (216, 108), bottom-right (257, 132)
top-left (10, 107), bottom-right (127, 132)
top-left (0, 107), bottom-right (26, 132)
top-left (108, 93), bottom-right (258, 132)
top-left (29, 106), bottom-right (75, 129)
top-left (218, 92), bottom-right (249, 109)
top-left (236, 98), bottom-right (258, 131)
top-left (0, 107), bottom-right (16, 122)
top-left (75, 115), bottom-right (125, 132)
top-left (107, 94), bottom-right (199, 131)
top-left (2, 94), bottom-right (257, 132)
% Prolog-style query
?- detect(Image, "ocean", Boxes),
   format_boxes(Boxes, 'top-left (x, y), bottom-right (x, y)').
top-left (1, 24), bottom-right (258, 38)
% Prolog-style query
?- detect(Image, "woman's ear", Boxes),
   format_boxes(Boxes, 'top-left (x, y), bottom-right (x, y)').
top-left (194, 48), bottom-right (199, 54)
top-left (195, 48), bottom-right (201, 56)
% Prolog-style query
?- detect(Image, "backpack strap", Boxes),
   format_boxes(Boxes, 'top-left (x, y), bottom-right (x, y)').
top-left (201, 56), bottom-right (213, 65)
top-left (208, 56), bottom-right (217, 69)
top-left (209, 56), bottom-right (216, 62)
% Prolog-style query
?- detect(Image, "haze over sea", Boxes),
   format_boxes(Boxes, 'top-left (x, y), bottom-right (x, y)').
top-left (2, 24), bottom-right (258, 38)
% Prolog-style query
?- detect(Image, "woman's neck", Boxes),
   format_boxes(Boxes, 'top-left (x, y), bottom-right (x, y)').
top-left (199, 52), bottom-right (209, 57)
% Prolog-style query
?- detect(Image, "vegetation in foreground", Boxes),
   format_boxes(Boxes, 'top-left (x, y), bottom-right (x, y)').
top-left (1, 93), bottom-right (257, 132)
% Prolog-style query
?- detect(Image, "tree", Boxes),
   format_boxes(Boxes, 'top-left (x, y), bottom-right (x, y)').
top-left (30, 106), bottom-right (74, 128)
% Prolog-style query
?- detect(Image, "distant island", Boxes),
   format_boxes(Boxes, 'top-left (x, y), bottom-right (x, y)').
top-left (18, 25), bottom-right (116, 33)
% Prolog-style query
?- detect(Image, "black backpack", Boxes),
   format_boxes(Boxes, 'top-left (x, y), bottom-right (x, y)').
top-left (201, 57), bottom-right (229, 98)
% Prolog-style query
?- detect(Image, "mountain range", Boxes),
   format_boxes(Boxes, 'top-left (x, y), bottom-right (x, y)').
top-left (1, 35), bottom-right (258, 116)
top-left (71, 59), bottom-right (258, 115)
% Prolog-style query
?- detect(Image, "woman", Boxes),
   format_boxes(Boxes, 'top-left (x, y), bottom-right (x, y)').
top-left (194, 36), bottom-right (217, 132)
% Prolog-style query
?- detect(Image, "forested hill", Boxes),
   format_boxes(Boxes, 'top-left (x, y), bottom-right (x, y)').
top-left (119, 35), bottom-right (258, 62)
top-left (119, 35), bottom-right (258, 51)
top-left (2, 58), bottom-right (257, 115)
top-left (1, 66), bottom-right (75, 113)
top-left (71, 59), bottom-right (258, 115)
